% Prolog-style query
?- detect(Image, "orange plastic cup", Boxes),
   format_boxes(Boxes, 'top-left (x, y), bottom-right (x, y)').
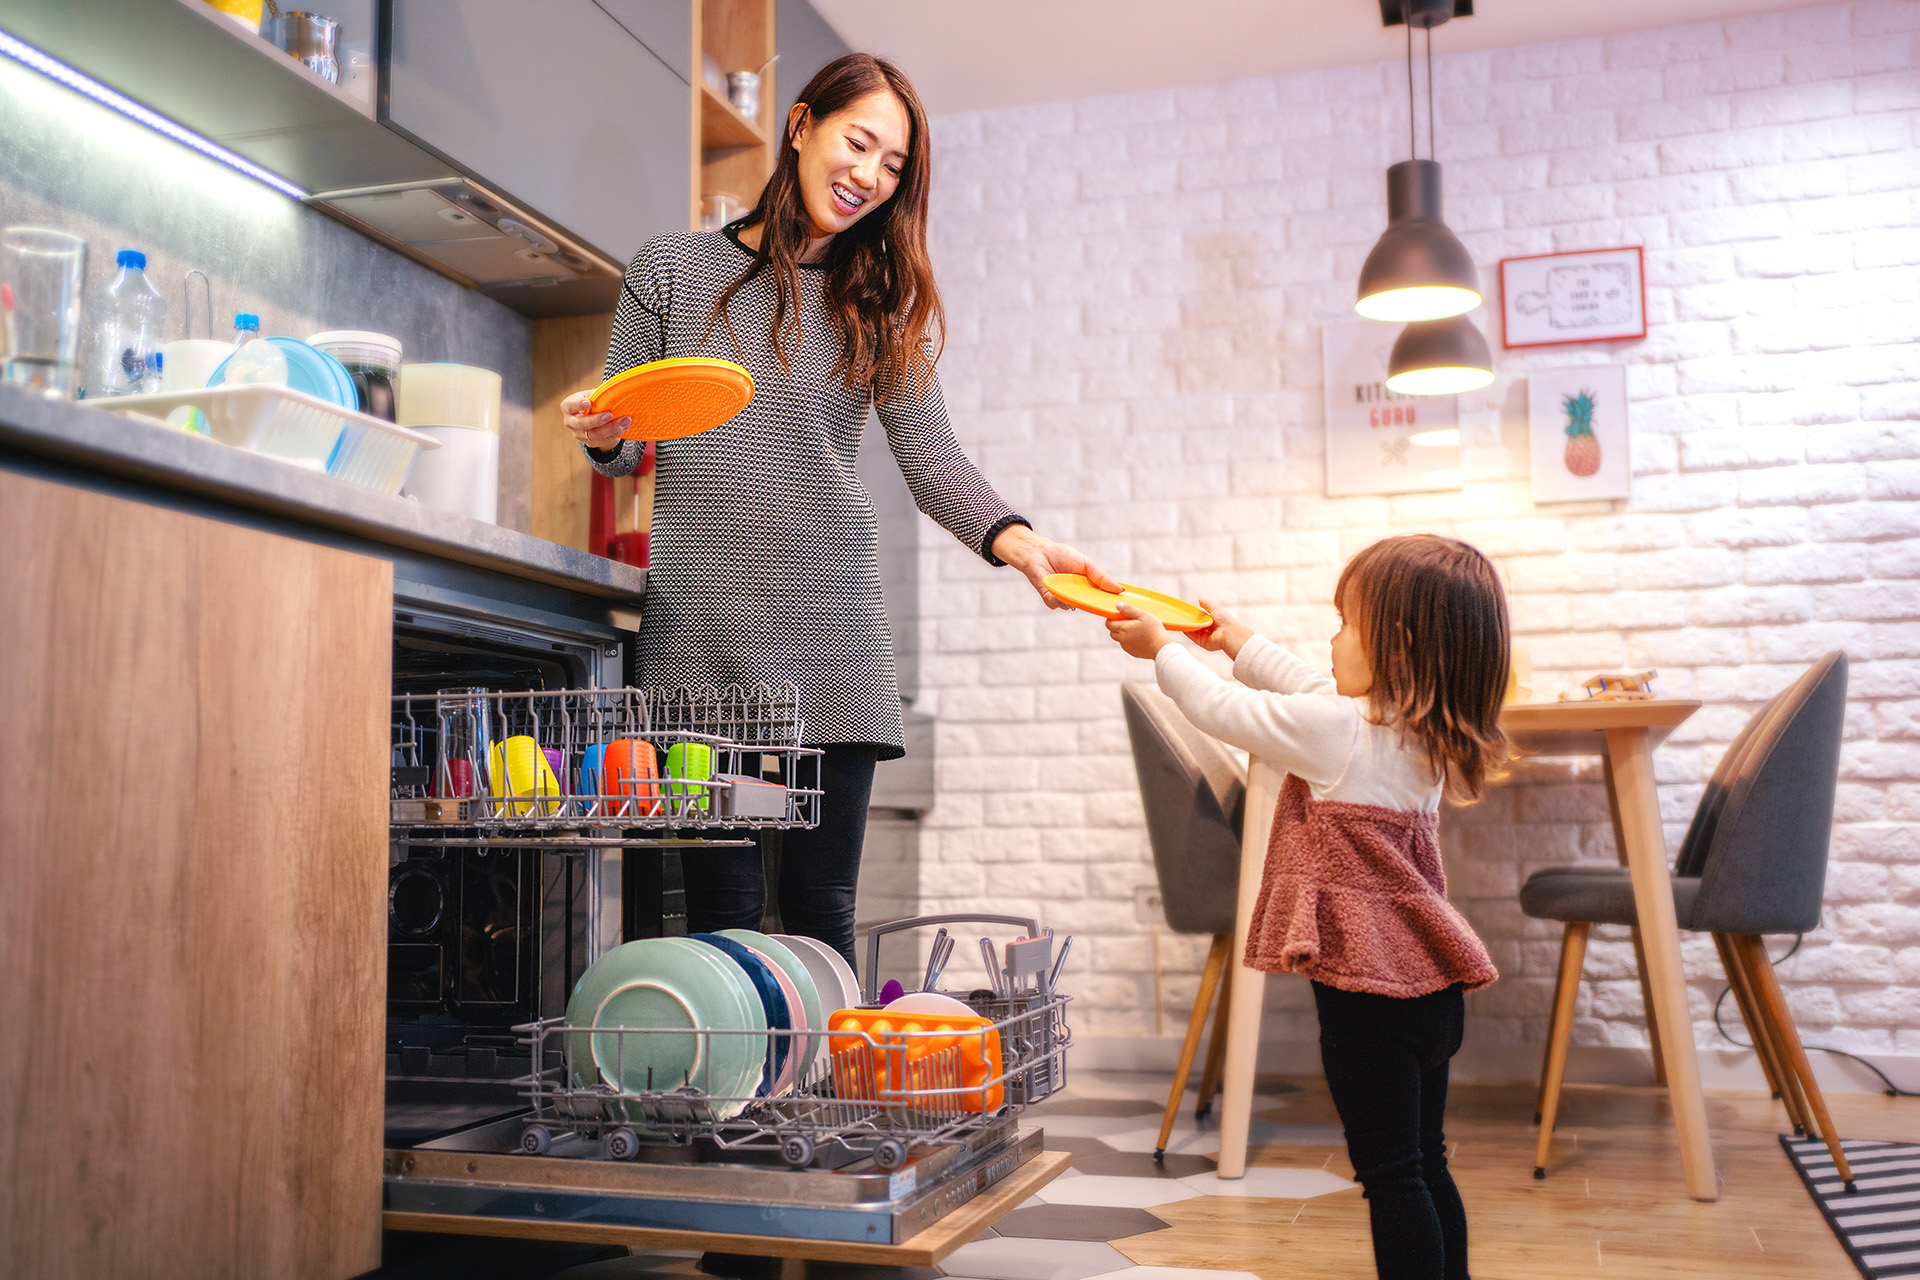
top-left (603, 739), bottom-right (661, 818)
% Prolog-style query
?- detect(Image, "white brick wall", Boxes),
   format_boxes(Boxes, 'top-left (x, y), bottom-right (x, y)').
top-left (911, 1), bottom-right (1920, 1082)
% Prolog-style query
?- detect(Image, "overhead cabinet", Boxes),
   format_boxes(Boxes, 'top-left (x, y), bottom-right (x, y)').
top-left (380, 0), bottom-right (692, 277)
top-left (0, 0), bottom-right (709, 316)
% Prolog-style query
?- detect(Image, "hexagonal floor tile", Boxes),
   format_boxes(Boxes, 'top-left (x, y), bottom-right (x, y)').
top-left (937, 1236), bottom-right (1131, 1280)
top-left (1178, 1167), bottom-right (1356, 1199)
top-left (992, 1204), bottom-right (1171, 1242)
top-left (1060, 1146), bottom-right (1216, 1180)
top-left (1029, 1097), bottom-right (1163, 1119)
top-left (1032, 1174), bottom-right (1201, 1209)
top-left (1097, 1126), bottom-right (1222, 1157)
top-left (1035, 1114), bottom-right (1149, 1140)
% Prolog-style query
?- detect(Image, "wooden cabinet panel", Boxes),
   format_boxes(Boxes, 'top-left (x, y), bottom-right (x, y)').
top-left (0, 473), bottom-right (390, 1279)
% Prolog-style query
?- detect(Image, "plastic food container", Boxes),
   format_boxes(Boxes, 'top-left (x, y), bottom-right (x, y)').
top-left (309, 330), bottom-right (401, 421)
top-left (396, 362), bottom-right (501, 434)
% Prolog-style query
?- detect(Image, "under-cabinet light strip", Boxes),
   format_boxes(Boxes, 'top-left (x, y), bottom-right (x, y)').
top-left (0, 26), bottom-right (309, 201)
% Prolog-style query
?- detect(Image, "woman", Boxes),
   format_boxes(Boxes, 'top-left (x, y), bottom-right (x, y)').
top-left (562, 53), bottom-right (1111, 972)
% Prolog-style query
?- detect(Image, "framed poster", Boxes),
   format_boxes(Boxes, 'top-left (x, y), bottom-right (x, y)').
top-left (1528, 365), bottom-right (1630, 503)
top-left (1499, 246), bottom-right (1645, 348)
top-left (1322, 321), bottom-right (1462, 496)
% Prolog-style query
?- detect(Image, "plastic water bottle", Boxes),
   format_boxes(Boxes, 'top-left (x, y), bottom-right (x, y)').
top-left (225, 313), bottom-right (287, 386)
top-left (84, 248), bottom-right (167, 398)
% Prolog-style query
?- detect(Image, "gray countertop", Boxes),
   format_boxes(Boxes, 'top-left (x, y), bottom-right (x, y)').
top-left (0, 383), bottom-right (646, 602)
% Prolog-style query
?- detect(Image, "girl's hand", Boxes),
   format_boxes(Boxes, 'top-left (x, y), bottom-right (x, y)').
top-left (1107, 604), bottom-right (1174, 660)
top-left (561, 390), bottom-right (630, 451)
top-left (990, 524), bottom-right (1124, 610)
top-left (1191, 599), bottom-right (1255, 660)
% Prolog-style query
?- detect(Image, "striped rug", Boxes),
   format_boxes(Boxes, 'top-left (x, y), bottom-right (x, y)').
top-left (1780, 1136), bottom-right (1920, 1279)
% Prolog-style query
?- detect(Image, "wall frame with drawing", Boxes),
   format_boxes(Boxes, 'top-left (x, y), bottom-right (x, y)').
top-left (1499, 246), bottom-right (1646, 349)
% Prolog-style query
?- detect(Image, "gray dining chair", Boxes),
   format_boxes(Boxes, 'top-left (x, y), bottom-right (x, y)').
top-left (1520, 652), bottom-right (1853, 1189)
top-left (1121, 683), bottom-right (1246, 1164)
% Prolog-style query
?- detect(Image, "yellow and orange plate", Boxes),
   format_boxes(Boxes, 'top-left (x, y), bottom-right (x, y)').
top-left (589, 357), bottom-right (754, 441)
top-left (1043, 574), bottom-right (1213, 632)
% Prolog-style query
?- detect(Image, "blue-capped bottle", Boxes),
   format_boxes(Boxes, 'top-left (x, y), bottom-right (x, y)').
top-left (83, 248), bottom-right (168, 398)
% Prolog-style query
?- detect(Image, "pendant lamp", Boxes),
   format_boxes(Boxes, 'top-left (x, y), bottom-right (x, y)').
top-left (1385, 315), bottom-right (1494, 396)
top-left (1355, 0), bottom-right (1480, 324)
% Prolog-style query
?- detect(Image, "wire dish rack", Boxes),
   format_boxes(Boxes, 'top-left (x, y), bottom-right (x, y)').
top-left (513, 917), bottom-right (1071, 1171)
top-left (390, 684), bottom-right (824, 845)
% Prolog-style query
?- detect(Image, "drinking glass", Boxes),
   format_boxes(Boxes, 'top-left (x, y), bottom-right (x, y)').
top-left (2, 227), bottom-right (87, 399)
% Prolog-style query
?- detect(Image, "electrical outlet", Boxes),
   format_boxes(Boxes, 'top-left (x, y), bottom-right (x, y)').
top-left (1133, 885), bottom-right (1166, 925)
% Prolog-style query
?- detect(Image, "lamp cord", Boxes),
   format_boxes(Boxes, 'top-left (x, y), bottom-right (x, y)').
top-left (1711, 934), bottom-right (1917, 1098)
top-left (1406, 17), bottom-right (1416, 159)
top-left (1426, 26), bottom-right (1435, 161)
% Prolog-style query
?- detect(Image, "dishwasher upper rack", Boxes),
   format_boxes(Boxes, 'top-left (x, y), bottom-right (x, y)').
top-left (390, 684), bottom-right (824, 835)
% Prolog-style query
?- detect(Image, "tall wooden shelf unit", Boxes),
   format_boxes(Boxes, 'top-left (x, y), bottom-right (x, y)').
top-left (531, 0), bottom-right (776, 557)
top-left (696, 0), bottom-right (778, 230)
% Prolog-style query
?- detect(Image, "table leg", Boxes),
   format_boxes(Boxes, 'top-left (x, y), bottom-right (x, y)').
top-left (1605, 727), bottom-right (1719, 1201)
top-left (1215, 758), bottom-right (1281, 1180)
top-left (1604, 757), bottom-right (1666, 1087)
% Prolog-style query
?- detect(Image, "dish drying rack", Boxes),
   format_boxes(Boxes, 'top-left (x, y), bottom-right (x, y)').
top-left (102, 384), bottom-right (439, 495)
top-left (512, 915), bottom-right (1071, 1171)
top-left (390, 683), bottom-right (825, 850)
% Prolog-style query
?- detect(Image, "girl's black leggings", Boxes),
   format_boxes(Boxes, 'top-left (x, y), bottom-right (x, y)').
top-left (1311, 981), bottom-right (1470, 1280)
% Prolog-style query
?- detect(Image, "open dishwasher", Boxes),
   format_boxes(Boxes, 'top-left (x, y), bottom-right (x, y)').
top-left (382, 652), bottom-right (1071, 1263)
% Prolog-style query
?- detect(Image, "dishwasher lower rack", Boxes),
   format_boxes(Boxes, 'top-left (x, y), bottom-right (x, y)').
top-left (510, 988), bottom-right (1071, 1172)
top-left (389, 683), bottom-right (824, 844)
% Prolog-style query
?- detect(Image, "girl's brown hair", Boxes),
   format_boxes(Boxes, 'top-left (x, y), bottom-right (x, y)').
top-left (1335, 534), bottom-right (1511, 802)
top-left (714, 54), bottom-right (942, 401)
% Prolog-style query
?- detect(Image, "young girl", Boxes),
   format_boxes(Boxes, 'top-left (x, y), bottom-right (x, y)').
top-left (1108, 534), bottom-right (1509, 1280)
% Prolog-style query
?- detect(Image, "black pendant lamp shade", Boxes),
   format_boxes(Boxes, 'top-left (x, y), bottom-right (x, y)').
top-left (1385, 314), bottom-right (1494, 396)
top-left (1355, 159), bottom-right (1481, 322)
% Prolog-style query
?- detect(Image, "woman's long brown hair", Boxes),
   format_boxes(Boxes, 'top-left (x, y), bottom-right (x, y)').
top-left (1336, 535), bottom-right (1511, 802)
top-left (713, 54), bottom-right (942, 401)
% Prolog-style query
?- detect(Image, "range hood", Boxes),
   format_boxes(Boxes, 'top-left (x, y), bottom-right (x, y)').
top-left (313, 177), bottom-right (624, 319)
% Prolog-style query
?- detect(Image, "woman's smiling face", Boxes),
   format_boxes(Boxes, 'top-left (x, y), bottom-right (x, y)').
top-left (788, 88), bottom-right (911, 242)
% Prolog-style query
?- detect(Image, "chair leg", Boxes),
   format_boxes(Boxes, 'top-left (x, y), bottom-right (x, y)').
top-left (1733, 934), bottom-right (1855, 1191)
top-left (1194, 950), bottom-right (1234, 1121)
top-left (1729, 933), bottom-right (1817, 1139)
top-left (1713, 932), bottom-right (1802, 1130)
top-left (1157, 934), bottom-right (1230, 1164)
top-left (1534, 922), bottom-right (1589, 1180)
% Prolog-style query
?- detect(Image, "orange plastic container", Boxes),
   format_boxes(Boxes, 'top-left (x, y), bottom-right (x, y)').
top-left (826, 1008), bottom-right (1003, 1113)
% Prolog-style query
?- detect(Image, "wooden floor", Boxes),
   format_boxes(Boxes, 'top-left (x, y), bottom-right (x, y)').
top-left (1117, 1074), bottom-right (1920, 1280)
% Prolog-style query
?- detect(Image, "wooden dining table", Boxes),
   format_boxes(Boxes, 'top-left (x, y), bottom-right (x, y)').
top-left (1211, 697), bottom-right (1719, 1201)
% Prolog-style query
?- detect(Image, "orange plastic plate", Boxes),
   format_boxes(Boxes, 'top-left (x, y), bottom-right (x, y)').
top-left (1043, 574), bottom-right (1214, 632)
top-left (590, 357), bottom-right (754, 441)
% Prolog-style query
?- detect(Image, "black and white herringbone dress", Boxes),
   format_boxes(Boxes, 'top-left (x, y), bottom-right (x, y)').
top-left (586, 229), bottom-right (1024, 759)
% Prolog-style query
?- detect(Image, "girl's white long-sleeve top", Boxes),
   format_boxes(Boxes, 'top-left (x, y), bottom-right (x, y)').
top-left (1152, 634), bottom-right (1443, 813)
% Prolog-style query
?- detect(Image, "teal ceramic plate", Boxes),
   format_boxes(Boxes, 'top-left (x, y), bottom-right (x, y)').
top-left (564, 936), bottom-right (767, 1122)
top-left (721, 929), bottom-right (823, 1084)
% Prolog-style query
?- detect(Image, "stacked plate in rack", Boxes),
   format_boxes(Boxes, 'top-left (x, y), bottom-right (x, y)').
top-left (564, 928), bottom-right (862, 1118)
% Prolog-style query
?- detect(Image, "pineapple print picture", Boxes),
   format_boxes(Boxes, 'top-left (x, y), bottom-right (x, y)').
top-left (1529, 364), bottom-right (1630, 502)
top-left (1563, 389), bottom-right (1601, 476)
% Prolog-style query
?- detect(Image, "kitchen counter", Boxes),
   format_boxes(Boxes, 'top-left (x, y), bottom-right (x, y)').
top-left (0, 381), bottom-right (644, 606)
